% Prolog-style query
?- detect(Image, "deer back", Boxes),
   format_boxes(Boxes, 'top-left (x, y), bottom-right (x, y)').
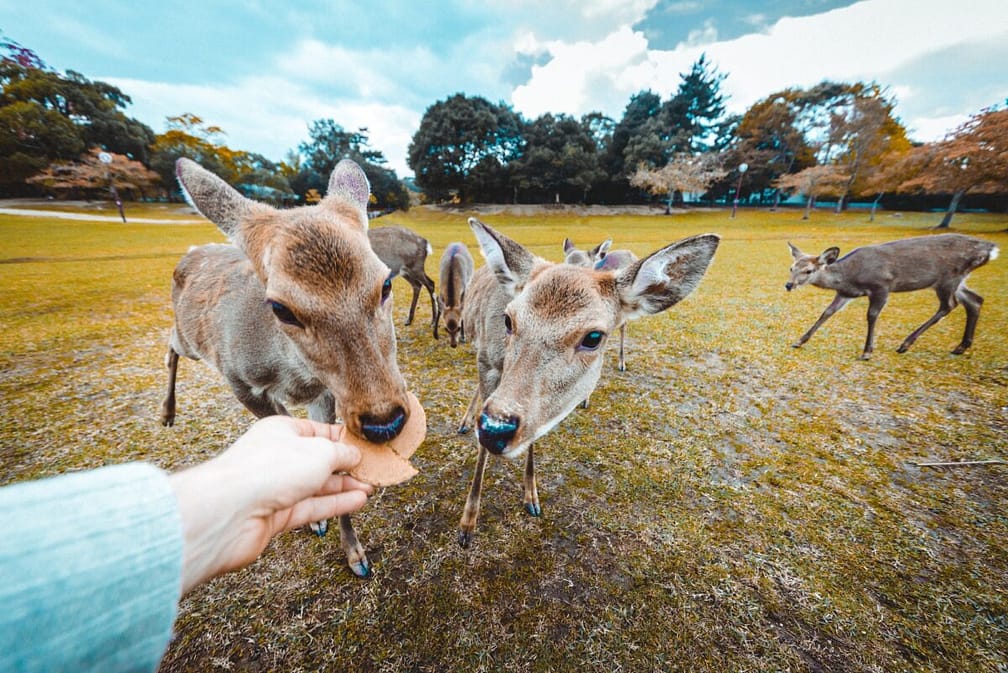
top-left (368, 225), bottom-right (432, 280)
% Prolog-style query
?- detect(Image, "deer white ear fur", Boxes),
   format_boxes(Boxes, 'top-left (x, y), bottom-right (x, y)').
top-left (175, 158), bottom-right (255, 238)
top-left (620, 233), bottom-right (720, 319)
top-left (787, 242), bottom-right (803, 259)
top-left (325, 159), bottom-right (371, 214)
top-left (469, 217), bottom-right (533, 297)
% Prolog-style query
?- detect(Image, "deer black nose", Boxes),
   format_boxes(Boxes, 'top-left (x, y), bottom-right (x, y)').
top-left (477, 412), bottom-right (519, 455)
top-left (785, 282), bottom-right (794, 291)
top-left (360, 406), bottom-right (407, 443)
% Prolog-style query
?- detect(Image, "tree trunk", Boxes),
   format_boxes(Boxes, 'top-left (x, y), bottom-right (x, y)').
top-left (802, 193), bottom-right (814, 220)
top-left (869, 192), bottom-right (884, 222)
top-left (936, 188), bottom-right (966, 228)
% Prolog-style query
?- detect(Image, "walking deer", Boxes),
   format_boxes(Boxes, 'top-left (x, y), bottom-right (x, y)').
top-left (436, 241), bottom-right (474, 347)
top-left (457, 218), bottom-right (719, 547)
top-left (786, 233), bottom-right (999, 360)
top-left (160, 158), bottom-right (411, 577)
top-left (368, 225), bottom-right (440, 338)
top-left (563, 239), bottom-right (639, 372)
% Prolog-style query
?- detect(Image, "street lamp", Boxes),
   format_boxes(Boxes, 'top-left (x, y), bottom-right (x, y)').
top-left (99, 151), bottom-right (126, 223)
top-left (730, 162), bottom-right (748, 219)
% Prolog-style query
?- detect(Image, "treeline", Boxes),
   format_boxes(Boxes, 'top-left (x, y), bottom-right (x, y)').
top-left (0, 37), bottom-right (410, 210)
top-left (3, 35), bottom-right (1006, 221)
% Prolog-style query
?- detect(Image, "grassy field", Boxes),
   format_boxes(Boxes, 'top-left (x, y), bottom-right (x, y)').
top-left (1, 201), bottom-right (1006, 672)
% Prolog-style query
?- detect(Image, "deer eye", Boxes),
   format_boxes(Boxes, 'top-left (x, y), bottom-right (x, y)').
top-left (578, 330), bottom-right (604, 351)
top-left (503, 314), bottom-right (513, 335)
top-left (269, 300), bottom-right (303, 328)
top-left (381, 276), bottom-right (393, 303)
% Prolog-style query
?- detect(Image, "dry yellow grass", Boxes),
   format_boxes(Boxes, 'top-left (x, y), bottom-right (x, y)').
top-left (1, 203), bottom-right (1006, 672)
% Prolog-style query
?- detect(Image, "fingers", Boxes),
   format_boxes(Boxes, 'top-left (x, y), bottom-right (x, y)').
top-left (283, 491), bottom-right (370, 533)
top-left (318, 473), bottom-right (375, 497)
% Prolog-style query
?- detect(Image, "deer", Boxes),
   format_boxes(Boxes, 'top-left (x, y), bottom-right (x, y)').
top-left (563, 238), bottom-right (639, 372)
top-left (368, 224), bottom-right (440, 339)
top-left (436, 241), bottom-right (474, 347)
top-left (786, 233), bottom-right (999, 360)
top-left (456, 218), bottom-right (719, 547)
top-left (159, 157), bottom-right (412, 578)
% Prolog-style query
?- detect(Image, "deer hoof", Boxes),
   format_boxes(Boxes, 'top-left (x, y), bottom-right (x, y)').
top-left (309, 519), bottom-right (329, 537)
top-left (458, 529), bottom-right (474, 549)
top-left (791, 342), bottom-right (803, 349)
top-left (349, 558), bottom-right (371, 578)
top-left (951, 343), bottom-right (969, 355)
top-left (457, 424), bottom-right (470, 435)
top-left (859, 352), bottom-right (873, 361)
top-left (524, 502), bottom-right (542, 517)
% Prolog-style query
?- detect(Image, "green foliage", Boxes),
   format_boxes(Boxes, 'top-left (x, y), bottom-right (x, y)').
top-left (0, 51), bottom-right (154, 193)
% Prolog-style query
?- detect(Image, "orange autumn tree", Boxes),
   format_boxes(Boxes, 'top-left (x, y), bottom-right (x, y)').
top-left (895, 107), bottom-right (1008, 228)
top-left (27, 147), bottom-right (160, 199)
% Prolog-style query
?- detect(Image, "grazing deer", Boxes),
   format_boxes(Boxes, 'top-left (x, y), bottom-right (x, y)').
top-left (457, 218), bottom-right (719, 547)
top-left (368, 225), bottom-right (440, 338)
top-left (563, 239), bottom-right (639, 372)
top-left (786, 233), bottom-right (999, 360)
top-left (160, 158), bottom-right (411, 578)
top-left (436, 241), bottom-right (474, 347)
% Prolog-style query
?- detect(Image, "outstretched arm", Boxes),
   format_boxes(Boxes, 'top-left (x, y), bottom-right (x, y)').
top-left (170, 415), bottom-right (374, 594)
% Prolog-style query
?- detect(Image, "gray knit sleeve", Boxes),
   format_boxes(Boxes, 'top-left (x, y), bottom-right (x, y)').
top-left (0, 462), bottom-right (184, 673)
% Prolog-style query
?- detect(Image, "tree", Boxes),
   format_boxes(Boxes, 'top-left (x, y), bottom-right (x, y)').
top-left (664, 53), bottom-right (729, 153)
top-left (408, 94), bottom-right (523, 202)
top-left (774, 164), bottom-right (849, 220)
top-left (295, 119), bottom-right (408, 210)
top-left (147, 113), bottom-right (237, 197)
top-left (0, 40), bottom-right (153, 194)
top-left (629, 152), bottom-right (726, 213)
top-left (511, 113), bottom-right (604, 204)
top-left (27, 147), bottom-right (160, 200)
top-left (894, 107), bottom-right (1008, 228)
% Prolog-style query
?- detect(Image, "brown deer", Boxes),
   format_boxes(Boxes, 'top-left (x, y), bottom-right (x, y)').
top-left (786, 233), bottom-right (999, 360)
top-left (368, 224), bottom-right (440, 338)
top-left (160, 158), bottom-right (411, 577)
top-left (563, 239), bottom-right (639, 372)
top-left (436, 241), bottom-right (474, 347)
top-left (457, 218), bottom-right (719, 547)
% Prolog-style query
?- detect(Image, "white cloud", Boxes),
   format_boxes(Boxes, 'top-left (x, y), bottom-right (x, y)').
top-left (505, 0), bottom-right (1008, 141)
top-left (108, 75), bottom-right (420, 177)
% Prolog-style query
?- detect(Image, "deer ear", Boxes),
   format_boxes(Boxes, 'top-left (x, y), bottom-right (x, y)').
top-left (176, 158), bottom-right (257, 238)
top-left (594, 239), bottom-right (613, 259)
top-left (819, 247), bottom-right (840, 265)
top-left (563, 238), bottom-right (575, 254)
top-left (324, 159), bottom-right (371, 214)
top-left (469, 217), bottom-right (535, 297)
top-left (617, 233), bottom-right (720, 320)
top-left (787, 242), bottom-right (803, 259)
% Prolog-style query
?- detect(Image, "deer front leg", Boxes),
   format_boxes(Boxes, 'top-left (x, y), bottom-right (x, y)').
top-left (523, 443), bottom-right (541, 517)
top-left (160, 347), bottom-right (180, 426)
top-left (793, 293), bottom-right (851, 349)
top-left (861, 291), bottom-right (890, 360)
top-left (425, 276), bottom-right (440, 334)
top-left (305, 392), bottom-right (338, 538)
top-left (459, 445), bottom-right (490, 548)
top-left (457, 387), bottom-right (481, 433)
top-left (617, 323), bottom-right (627, 372)
top-left (339, 513), bottom-right (371, 577)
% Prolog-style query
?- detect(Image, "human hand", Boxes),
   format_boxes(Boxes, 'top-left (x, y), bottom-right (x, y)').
top-left (170, 416), bottom-right (374, 594)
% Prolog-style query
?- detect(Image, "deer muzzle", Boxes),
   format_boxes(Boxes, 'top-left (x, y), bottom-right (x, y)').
top-left (477, 412), bottom-right (520, 455)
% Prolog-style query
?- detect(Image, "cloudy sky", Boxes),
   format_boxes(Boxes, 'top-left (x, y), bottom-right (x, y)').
top-left (3, 0), bottom-right (1006, 177)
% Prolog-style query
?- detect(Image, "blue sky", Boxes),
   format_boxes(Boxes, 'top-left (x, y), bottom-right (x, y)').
top-left (3, 0), bottom-right (1006, 177)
